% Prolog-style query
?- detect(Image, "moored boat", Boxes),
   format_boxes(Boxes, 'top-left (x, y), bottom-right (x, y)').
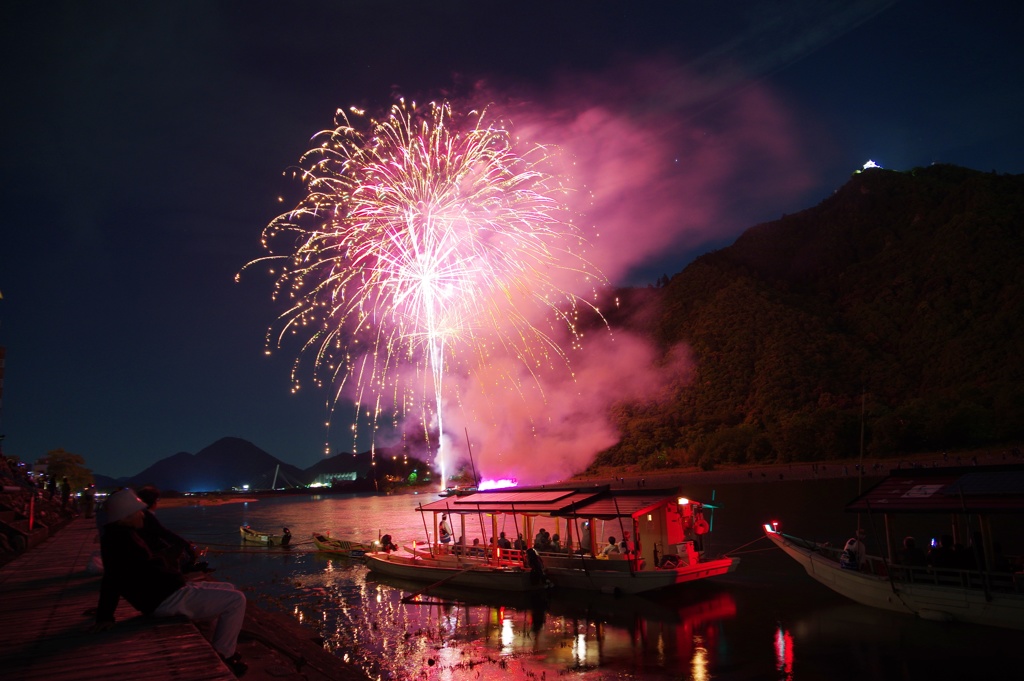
top-left (365, 484), bottom-right (739, 595)
top-left (763, 464), bottom-right (1024, 630)
top-left (240, 525), bottom-right (291, 546)
top-left (311, 533), bottom-right (373, 557)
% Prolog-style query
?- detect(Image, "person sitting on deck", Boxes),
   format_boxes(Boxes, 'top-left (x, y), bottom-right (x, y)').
top-left (497, 532), bottom-right (512, 549)
top-left (93, 488), bottom-right (249, 677)
top-left (136, 485), bottom-right (206, 573)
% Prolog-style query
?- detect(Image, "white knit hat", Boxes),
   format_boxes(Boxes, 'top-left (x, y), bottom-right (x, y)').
top-left (105, 488), bottom-right (148, 524)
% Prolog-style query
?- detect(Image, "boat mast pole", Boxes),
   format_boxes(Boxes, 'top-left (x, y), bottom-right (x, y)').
top-left (858, 387), bottom-right (866, 531)
top-left (465, 428), bottom-right (479, 486)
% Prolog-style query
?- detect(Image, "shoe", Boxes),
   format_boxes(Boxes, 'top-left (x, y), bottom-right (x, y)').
top-left (220, 653), bottom-right (248, 678)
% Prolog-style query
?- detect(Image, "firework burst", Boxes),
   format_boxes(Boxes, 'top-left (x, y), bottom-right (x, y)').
top-left (241, 99), bottom-right (605, 487)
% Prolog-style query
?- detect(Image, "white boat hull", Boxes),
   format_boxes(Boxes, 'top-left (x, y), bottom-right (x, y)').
top-left (763, 525), bottom-right (1024, 630)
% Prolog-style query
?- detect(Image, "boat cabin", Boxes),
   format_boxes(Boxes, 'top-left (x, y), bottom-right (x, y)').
top-left (414, 484), bottom-right (713, 571)
top-left (844, 464), bottom-right (1024, 574)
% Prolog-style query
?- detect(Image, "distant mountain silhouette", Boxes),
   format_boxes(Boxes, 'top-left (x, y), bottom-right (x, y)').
top-left (122, 437), bottom-right (309, 493)
top-left (96, 437), bottom-right (432, 493)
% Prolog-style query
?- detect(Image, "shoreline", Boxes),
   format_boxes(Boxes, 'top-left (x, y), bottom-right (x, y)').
top-left (569, 446), bottom-right (1021, 489)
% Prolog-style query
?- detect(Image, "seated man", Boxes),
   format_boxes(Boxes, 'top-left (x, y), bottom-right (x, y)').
top-left (600, 536), bottom-right (620, 556)
top-left (94, 488), bottom-right (248, 677)
top-left (136, 485), bottom-right (205, 572)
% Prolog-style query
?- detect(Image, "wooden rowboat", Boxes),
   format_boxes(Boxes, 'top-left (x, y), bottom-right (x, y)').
top-left (240, 525), bottom-right (291, 546)
top-left (312, 533), bottom-right (373, 557)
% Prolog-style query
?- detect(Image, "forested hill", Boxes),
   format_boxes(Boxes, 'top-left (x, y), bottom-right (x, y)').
top-left (594, 164), bottom-right (1024, 471)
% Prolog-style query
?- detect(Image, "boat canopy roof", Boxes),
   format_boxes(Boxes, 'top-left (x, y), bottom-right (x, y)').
top-left (846, 464), bottom-right (1024, 514)
top-left (416, 485), bottom-right (688, 520)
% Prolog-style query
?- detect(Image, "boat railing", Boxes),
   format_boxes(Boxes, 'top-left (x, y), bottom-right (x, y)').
top-left (432, 542), bottom-right (527, 567)
top-left (798, 538), bottom-right (1023, 593)
top-left (890, 563), bottom-right (1024, 594)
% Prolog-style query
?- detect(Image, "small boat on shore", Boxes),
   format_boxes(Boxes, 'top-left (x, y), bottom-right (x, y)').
top-left (764, 464), bottom-right (1024, 630)
top-left (311, 533), bottom-right (373, 557)
top-left (240, 525), bottom-right (291, 546)
top-left (365, 484), bottom-right (738, 595)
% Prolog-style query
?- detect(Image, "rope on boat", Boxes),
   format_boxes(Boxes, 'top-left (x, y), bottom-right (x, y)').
top-left (725, 534), bottom-right (773, 555)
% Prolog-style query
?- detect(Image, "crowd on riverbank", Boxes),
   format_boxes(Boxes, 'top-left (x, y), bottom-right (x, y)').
top-left (0, 456), bottom-right (79, 562)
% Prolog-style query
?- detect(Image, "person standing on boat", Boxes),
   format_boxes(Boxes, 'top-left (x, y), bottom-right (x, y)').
top-left (93, 488), bottom-right (248, 677)
top-left (439, 513), bottom-right (452, 544)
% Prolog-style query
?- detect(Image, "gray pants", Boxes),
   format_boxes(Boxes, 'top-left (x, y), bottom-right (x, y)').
top-left (153, 581), bottom-right (246, 658)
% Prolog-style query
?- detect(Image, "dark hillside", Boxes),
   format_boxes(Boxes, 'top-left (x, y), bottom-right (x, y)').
top-left (596, 165), bottom-right (1024, 470)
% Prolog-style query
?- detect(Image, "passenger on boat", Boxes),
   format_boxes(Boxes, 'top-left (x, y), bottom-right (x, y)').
top-left (839, 528), bottom-right (867, 570)
top-left (93, 489), bottom-right (248, 677)
top-left (927, 534), bottom-right (956, 568)
top-left (579, 521), bottom-right (592, 555)
top-left (525, 547), bottom-right (546, 583)
top-left (513, 533), bottom-right (526, 550)
top-left (534, 528), bottom-right (551, 551)
top-left (439, 514), bottom-right (452, 544)
top-left (619, 531), bottom-right (635, 556)
top-left (380, 534), bottom-right (398, 552)
top-left (497, 532), bottom-right (512, 549)
top-left (601, 537), bottom-right (620, 556)
top-left (551, 533), bottom-right (562, 552)
top-left (281, 527), bottom-right (292, 547)
top-left (897, 536), bottom-right (927, 567)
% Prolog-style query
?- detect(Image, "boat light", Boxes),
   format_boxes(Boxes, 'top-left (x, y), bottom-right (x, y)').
top-left (678, 497), bottom-right (689, 506)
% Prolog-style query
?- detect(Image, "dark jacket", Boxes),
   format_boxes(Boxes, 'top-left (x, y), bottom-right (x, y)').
top-left (141, 509), bottom-right (194, 568)
top-left (97, 524), bottom-right (185, 622)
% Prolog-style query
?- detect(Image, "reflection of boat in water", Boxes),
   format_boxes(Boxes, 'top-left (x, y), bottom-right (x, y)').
top-left (311, 533), bottom-right (373, 557)
top-left (365, 570), bottom-right (736, 628)
top-left (364, 551), bottom-right (547, 592)
top-left (240, 525), bottom-right (291, 546)
top-left (764, 464), bottom-right (1024, 630)
top-left (365, 484), bottom-right (739, 595)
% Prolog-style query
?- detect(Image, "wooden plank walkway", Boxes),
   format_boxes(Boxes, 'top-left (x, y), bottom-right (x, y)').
top-left (0, 517), bottom-right (235, 681)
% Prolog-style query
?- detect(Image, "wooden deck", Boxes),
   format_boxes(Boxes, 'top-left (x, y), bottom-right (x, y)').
top-left (0, 517), bottom-right (235, 681)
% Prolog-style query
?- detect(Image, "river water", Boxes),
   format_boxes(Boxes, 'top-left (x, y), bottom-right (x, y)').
top-left (155, 478), bottom-right (1023, 680)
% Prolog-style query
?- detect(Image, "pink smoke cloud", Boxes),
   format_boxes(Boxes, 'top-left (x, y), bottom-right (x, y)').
top-left (355, 59), bottom-right (818, 483)
top-left (495, 58), bottom-right (817, 283)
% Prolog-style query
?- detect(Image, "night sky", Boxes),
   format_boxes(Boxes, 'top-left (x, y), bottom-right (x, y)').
top-left (2, 1), bottom-right (1022, 479)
